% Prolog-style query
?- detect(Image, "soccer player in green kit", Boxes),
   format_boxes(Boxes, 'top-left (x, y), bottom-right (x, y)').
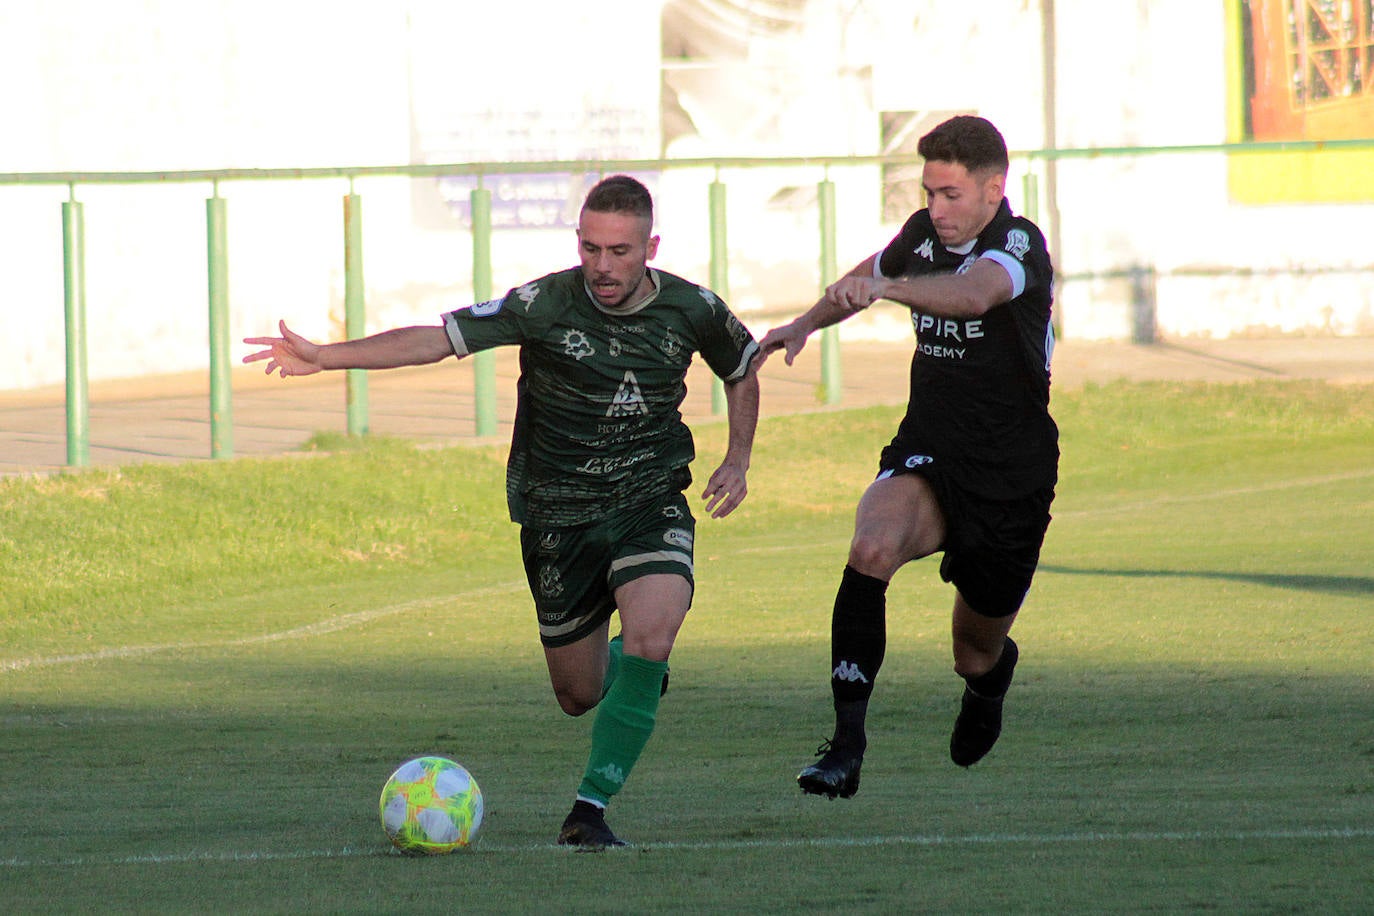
top-left (244, 175), bottom-right (760, 848)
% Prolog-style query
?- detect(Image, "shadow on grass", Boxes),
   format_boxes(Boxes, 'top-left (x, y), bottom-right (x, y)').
top-left (1040, 564), bottom-right (1374, 597)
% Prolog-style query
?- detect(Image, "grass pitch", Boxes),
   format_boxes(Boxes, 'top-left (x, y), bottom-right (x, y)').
top-left (1, 380), bottom-right (1371, 912)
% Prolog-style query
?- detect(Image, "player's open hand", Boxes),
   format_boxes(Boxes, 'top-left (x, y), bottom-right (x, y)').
top-left (242, 320), bottom-right (324, 377)
top-left (702, 460), bottom-right (748, 519)
top-left (758, 321), bottom-right (811, 367)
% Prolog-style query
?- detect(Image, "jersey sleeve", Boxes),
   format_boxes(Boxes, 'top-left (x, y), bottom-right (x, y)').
top-left (978, 219), bottom-right (1050, 301)
top-left (691, 287), bottom-right (759, 382)
top-left (441, 276), bottom-right (554, 357)
top-left (876, 210), bottom-right (929, 278)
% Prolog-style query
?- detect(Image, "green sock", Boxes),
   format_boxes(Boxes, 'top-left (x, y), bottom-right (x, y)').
top-left (601, 634), bottom-right (624, 698)
top-left (578, 653), bottom-right (667, 806)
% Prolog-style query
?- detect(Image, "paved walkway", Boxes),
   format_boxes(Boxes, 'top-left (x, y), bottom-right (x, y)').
top-left (2, 336), bottom-right (1372, 477)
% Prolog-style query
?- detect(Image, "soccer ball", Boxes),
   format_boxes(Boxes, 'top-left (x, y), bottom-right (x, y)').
top-left (379, 756), bottom-right (484, 855)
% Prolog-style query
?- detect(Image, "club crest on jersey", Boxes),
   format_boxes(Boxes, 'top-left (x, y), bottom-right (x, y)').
top-left (914, 238), bottom-right (935, 261)
top-left (562, 329), bottom-right (594, 360)
top-left (1005, 228), bottom-right (1030, 259)
top-left (514, 282), bottom-right (542, 312)
top-left (606, 370), bottom-right (649, 417)
top-left (660, 330), bottom-right (683, 358)
top-left (904, 454), bottom-right (934, 468)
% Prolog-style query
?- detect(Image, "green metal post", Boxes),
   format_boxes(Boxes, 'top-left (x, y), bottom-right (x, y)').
top-left (343, 190), bottom-right (369, 436)
top-left (206, 189), bottom-right (233, 458)
top-left (470, 185), bottom-right (497, 437)
top-left (62, 192), bottom-right (89, 467)
top-left (1021, 171), bottom-right (1059, 337)
top-left (708, 178), bottom-right (728, 414)
top-left (817, 177), bottom-right (842, 404)
top-left (1021, 172), bottom-right (1040, 224)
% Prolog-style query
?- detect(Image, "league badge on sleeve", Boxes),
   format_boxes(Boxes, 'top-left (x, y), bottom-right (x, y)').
top-left (1005, 229), bottom-right (1030, 260)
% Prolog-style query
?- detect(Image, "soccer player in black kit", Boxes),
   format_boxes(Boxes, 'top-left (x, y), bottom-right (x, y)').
top-left (759, 115), bottom-right (1057, 797)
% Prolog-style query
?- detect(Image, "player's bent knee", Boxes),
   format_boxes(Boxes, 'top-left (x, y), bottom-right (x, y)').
top-left (552, 680), bottom-right (603, 717)
top-left (555, 691), bottom-right (598, 717)
top-left (622, 632), bottom-right (675, 663)
top-left (847, 532), bottom-right (909, 580)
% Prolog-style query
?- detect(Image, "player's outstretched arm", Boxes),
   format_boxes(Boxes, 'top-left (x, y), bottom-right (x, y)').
top-left (850, 258), bottom-right (1014, 319)
top-left (243, 321), bottom-right (455, 378)
top-left (758, 255), bottom-right (879, 367)
top-left (701, 362), bottom-right (759, 519)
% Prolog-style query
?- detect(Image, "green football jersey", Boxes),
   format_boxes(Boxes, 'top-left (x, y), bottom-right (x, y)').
top-left (443, 267), bottom-right (758, 527)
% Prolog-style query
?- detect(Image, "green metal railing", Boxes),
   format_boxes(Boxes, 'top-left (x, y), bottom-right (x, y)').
top-left (5, 137), bottom-right (1372, 467)
top-left (61, 192), bottom-right (88, 467)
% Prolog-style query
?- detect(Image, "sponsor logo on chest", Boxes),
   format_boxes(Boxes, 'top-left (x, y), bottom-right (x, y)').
top-left (910, 313), bottom-right (984, 360)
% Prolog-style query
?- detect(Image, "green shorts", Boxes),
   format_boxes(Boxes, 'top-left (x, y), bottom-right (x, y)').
top-left (519, 492), bottom-right (696, 647)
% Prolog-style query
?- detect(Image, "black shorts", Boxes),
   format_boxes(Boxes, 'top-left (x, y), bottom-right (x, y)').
top-left (519, 492), bottom-right (696, 648)
top-left (877, 448), bottom-right (1054, 618)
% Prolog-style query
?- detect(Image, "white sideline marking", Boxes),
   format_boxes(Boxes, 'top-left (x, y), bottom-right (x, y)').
top-left (0, 581), bottom-right (527, 674)
top-left (2, 826), bottom-right (1370, 868)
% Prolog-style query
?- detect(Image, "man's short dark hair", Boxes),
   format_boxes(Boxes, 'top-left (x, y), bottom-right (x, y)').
top-left (918, 116), bottom-right (1009, 176)
top-left (583, 175), bottom-right (654, 222)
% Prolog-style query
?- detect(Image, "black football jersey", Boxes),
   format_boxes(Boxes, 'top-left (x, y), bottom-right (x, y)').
top-left (878, 198), bottom-right (1059, 499)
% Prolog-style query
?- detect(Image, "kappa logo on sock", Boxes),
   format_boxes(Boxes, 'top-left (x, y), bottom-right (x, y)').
top-left (594, 763), bottom-right (627, 786)
top-left (832, 660), bottom-right (870, 684)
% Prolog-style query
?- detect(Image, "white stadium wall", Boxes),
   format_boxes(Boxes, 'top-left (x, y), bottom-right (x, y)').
top-left (0, 0), bottom-right (1369, 391)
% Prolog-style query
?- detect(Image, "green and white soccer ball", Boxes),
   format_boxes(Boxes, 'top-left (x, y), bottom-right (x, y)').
top-left (379, 756), bottom-right (484, 855)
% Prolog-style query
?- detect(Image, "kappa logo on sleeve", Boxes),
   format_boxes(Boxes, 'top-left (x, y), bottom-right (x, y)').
top-left (516, 281), bottom-right (541, 311)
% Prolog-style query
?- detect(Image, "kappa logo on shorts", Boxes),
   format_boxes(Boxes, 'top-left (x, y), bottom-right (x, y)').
top-left (538, 565), bottom-right (565, 598)
top-left (904, 454), bottom-right (934, 468)
top-left (663, 528), bottom-right (693, 549)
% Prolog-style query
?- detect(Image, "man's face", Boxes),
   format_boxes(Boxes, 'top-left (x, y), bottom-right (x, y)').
top-left (577, 209), bottom-right (660, 308)
top-left (921, 159), bottom-right (1005, 248)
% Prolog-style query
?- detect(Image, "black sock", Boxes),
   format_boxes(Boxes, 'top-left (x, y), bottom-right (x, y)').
top-left (963, 636), bottom-right (1018, 698)
top-left (832, 699), bottom-right (869, 754)
top-left (830, 564), bottom-right (888, 717)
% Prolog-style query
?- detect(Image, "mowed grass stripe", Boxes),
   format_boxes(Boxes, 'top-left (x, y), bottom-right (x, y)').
top-left (5, 825), bottom-right (1372, 869)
